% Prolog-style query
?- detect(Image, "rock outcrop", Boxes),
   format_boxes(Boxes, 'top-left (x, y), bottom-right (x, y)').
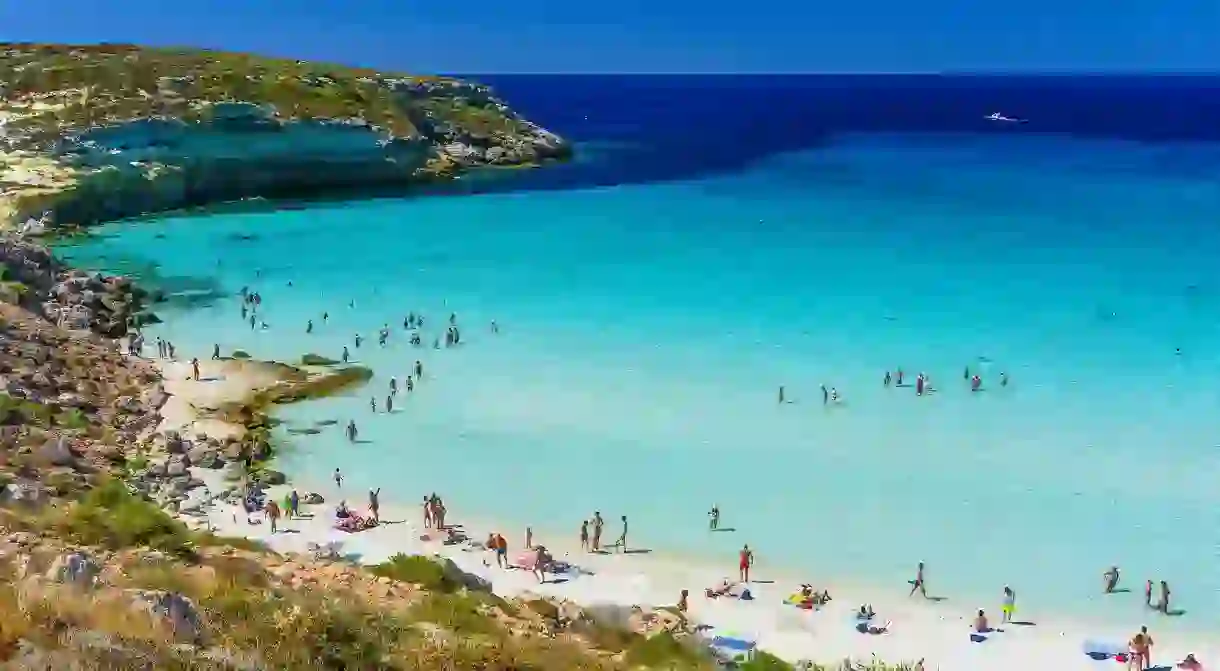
top-left (0, 43), bottom-right (572, 231)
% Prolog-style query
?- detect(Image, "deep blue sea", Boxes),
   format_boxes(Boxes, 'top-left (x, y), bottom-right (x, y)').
top-left (59, 75), bottom-right (1220, 631)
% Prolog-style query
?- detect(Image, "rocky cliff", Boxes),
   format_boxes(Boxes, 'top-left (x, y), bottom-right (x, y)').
top-left (0, 43), bottom-right (572, 231)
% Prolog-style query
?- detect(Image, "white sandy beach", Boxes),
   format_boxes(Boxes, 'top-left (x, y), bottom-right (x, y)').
top-left (156, 357), bottom-right (1217, 670)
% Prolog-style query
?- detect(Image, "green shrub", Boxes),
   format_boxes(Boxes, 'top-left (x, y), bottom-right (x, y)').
top-left (45, 478), bottom-right (194, 557)
top-left (54, 408), bottom-right (90, 430)
top-left (230, 350), bottom-right (251, 359)
top-left (624, 631), bottom-right (714, 670)
top-left (370, 553), bottom-right (456, 592)
top-left (406, 592), bottom-right (499, 636)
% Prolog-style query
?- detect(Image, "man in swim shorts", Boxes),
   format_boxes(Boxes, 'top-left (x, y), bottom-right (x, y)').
top-left (739, 545), bottom-right (753, 582)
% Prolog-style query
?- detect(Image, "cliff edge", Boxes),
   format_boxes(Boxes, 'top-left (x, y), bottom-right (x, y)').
top-left (0, 43), bottom-right (572, 231)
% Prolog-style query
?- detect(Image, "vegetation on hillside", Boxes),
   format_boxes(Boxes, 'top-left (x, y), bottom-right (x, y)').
top-left (0, 42), bottom-right (526, 144)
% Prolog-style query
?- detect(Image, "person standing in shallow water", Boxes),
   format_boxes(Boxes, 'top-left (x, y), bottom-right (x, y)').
top-left (1158, 580), bottom-right (1171, 614)
top-left (821, 385), bottom-right (828, 405)
top-left (739, 544), bottom-right (753, 582)
top-left (778, 386), bottom-right (785, 404)
top-left (579, 520), bottom-right (589, 551)
top-left (342, 346), bottom-right (349, 363)
top-left (1001, 586), bottom-right (1016, 623)
top-left (708, 505), bottom-right (720, 530)
top-left (884, 370), bottom-right (891, 387)
top-left (909, 562), bottom-right (928, 598)
top-left (414, 360), bottom-right (423, 379)
top-left (368, 488), bottom-right (380, 523)
top-left (212, 344), bottom-right (220, 360)
top-left (1103, 566), bottom-right (1121, 593)
top-left (591, 512), bottom-right (604, 551)
top-left (345, 421), bottom-right (357, 443)
top-left (334, 468), bottom-right (343, 489)
top-left (616, 515), bottom-right (628, 552)
top-left (191, 358), bottom-right (200, 381)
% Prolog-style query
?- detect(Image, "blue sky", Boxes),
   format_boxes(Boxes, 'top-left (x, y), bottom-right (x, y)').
top-left (3, 0), bottom-right (1217, 73)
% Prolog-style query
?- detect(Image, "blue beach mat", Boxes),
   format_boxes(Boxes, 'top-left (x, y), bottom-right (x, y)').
top-left (1082, 640), bottom-right (1127, 661)
top-left (709, 636), bottom-right (757, 661)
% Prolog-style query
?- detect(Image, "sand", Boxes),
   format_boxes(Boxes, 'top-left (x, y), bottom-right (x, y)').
top-left (158, 357), bottom-right (1217, 670)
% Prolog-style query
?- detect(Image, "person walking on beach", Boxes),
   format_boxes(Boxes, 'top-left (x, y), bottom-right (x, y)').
top-left (1001, 586), bottom-right (1016, 624)
top-left (579, 520), bottom-right (589, 551)
top-left (289, 489), bottom-right (300, 518)
top-left (533, 545), bottom-right (547, 583)
top-left (345, 420), bottom-right (357, 442)
top-left (369, 488), bottom-right (381, 523)
top-left (591, 512), bottom-right (604, 552)
top-left (616, 515), bottom-right (629, 552)
top-left (525, 526), bottom-right (533, 550)
top-left (739, 544), bottom-right (754, 582)
top-left (909, 562), bottom-right (928, 598)
top-left (709, 505), bottom-right (720, 530)
top-left (334, 468), bottom-right (343, 490)
top-left (1104, 566), bottom-right (1121, 593)
top-left (265, 499), bottom-right (281, 533)
top-left (191, 358), bottom-right (200, 381)
top-left (1129, 625), bottom-right (1153, 670)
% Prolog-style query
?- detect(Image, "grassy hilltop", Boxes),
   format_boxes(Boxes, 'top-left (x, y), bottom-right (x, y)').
top-left (0, 43), bottom-right (570, 229)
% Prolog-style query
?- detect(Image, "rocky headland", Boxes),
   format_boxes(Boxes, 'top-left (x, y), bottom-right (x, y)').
top-left (0, 43), bottom-right (572, 232)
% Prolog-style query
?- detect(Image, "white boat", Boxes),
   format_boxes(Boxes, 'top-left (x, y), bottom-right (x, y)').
top-left (985, 112), bottom-right (1025, 123)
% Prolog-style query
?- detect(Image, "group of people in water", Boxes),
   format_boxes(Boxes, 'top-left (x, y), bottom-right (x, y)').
top-left (780, 365), bottom-right (1011, 406)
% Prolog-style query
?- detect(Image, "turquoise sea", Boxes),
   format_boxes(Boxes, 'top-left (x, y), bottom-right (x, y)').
top-left (60, 76), bottom-right (1220, 632)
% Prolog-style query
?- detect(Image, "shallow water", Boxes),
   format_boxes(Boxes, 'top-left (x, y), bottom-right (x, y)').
top-left (60, 131), bottom-right (1220, 631)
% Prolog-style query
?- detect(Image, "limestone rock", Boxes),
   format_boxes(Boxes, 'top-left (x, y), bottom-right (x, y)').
top-left (130, 590), bottom-right (203, 643)
top-left (35, 436), bottom-right (77, 467)
top-left (44, 551), bottom-right (101, 589)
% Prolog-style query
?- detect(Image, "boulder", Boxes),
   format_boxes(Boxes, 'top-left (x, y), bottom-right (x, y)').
top-left (438, 557), bottom-right (491, 592)
top-left (130, 590), bottom-right (203, 643)
top-left (302, 492), bottom-right (324, 504)
top-left (35, 436), bottom-right (76, 467)
top-left (45, 551), bottom-right (101, 589)
top-left (1, 480), bottom-right (48, 508)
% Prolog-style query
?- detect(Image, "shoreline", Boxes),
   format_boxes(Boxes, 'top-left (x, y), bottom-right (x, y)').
top-left (145, 354), bottom-right (1218, 669)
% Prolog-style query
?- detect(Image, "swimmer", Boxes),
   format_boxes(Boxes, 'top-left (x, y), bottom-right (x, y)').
top-left (778, 386), bottom-right (785, 404)
top-left (334, 468), bottom-right (343, 488)
top-left (322, 311), bottom-right (328, 323)
top-left (306, 319), bottom-right (313, 334)
top-left (821, 384), bottom-right (828, 405)
top-left (884, 371), bottom-right (891, 387)
top-left (971, 374), bottom-right (981, 392)
top-left (830, 387), bottom-right (839, 403)
top-left (354, 333), bottom-right (362, 348)
top-left (491, 319), bottom-right (499, 333)
top-left (1000, 371), bottom-right (1009, 387)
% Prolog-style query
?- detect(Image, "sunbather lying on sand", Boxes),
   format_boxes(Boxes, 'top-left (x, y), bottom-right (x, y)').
top-left (707, 579), bottom-right (735, 598)
top-left (334, 512), bottom-right (375, 534)
top-left (1178, 654), bottom-right (1204, 670)
top-left (856, 619), bottom-right (891, 635)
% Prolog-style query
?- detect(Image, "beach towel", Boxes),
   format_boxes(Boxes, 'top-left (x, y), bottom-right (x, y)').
top-left (1082, 640), bottom-right (1128, 662)
top-left (708, 636), bottom-right (757, 662)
